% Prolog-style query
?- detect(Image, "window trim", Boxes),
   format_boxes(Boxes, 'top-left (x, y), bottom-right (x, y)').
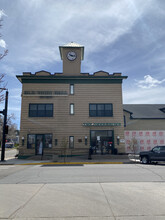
top-left (29, 103), bottom-right (53, 117)
top-left (89, 103), bottom-right (113, 117)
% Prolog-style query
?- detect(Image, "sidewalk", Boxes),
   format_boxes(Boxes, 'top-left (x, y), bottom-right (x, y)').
top-left (0, 153), bottom-right (140, 165)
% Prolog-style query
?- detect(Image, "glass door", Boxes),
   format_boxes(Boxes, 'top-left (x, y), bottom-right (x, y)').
top-left (36, 134), bottom-right (44, 155)
top-left (90, 130), bottom-right (114, 154)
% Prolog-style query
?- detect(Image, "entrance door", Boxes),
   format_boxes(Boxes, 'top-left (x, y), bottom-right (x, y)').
top-left (90, 130), bottom-right (114, 154)
top-left (36, 134), bottom-right (44, 155)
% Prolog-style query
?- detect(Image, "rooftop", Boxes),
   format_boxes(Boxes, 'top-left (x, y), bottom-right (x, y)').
top-left (123, 104), bottom-right (165, 119)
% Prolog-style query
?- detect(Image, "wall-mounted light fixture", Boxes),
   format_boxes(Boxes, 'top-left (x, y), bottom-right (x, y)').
top-left (117, 136), bottom-right (120, 145)
top-left (22, 136), bottom-right (25, 146)
top-left (85, 136), bottom-right (88, 145)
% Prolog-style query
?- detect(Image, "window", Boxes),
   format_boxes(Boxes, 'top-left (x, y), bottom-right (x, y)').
top-left (38, 104), bottom-right (45, 117)
top-left (124, 115), bottom-right (126, 127)
top-left (70, 103), bottom-right (74, 115)
top-left (27, 134), bottom-right (52, 149)
top-left (27, 134), bottom-right (35, 149)
top-left (29, 104), bottom-right (37, 117)
top-left (45, 134), bottom-right (52, 148)
top-left (89, 104), bottom-right (97, 116)
top-left (153, 147), bottom-right (160, 153)
top-left (29, 104), bottom-right (53, 117)
top-left (89, 104), bottom-right (113, 117)
top-left (70, 84), bottom-right (74, 95)
top-left (160, 146), bottom-right (165, 152)
top-left (69, 136), bottom-right (74, 149)
top-left (160, 108), bottom-right (165, 113)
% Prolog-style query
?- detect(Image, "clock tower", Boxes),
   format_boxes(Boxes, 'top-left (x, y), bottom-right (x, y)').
top-left (59, 42), bottom-right (84, 76)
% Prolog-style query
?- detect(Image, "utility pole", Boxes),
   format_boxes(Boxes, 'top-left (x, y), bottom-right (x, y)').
top-left (0, 90), bottom-right (8, 161)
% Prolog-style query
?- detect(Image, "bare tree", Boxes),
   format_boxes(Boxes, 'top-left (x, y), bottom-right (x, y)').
top-left (60, 137), bottom-right (68, 162)
top-left (0, 11), bottom-right (8, 103)
top-left (0, 74), bottom-right (6, 102)
top-left (0, 10), bottom-right (8, 60)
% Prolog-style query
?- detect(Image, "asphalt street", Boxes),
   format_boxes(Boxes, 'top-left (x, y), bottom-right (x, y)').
top-left (0, 163), bottom-right (165, 219)
top-left (0, 163), bottom-right (165, 184)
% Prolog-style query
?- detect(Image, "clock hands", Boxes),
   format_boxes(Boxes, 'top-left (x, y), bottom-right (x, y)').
top-left (67, 51), bottom-right (77, 60)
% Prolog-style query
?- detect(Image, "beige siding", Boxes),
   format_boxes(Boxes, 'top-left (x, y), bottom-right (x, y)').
top-left (19, 82), bottom-right (125, 156)
top-left (63, 48), bottom-right (81, 75)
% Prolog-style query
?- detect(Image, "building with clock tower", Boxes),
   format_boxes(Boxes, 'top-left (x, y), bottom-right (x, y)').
top-left (17, 42), bottom-right (127, 159)
top-left (59, 42), bottom-right (84, 75)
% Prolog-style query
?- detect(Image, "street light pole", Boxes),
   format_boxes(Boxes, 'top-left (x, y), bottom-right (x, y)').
top-left (1, 90), bottom-right (8, 161)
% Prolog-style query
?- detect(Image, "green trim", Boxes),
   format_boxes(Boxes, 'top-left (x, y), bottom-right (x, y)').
top-left (16, 75), bottom-right (127, 84)
top-left (18, 155), bottom-right (31, 159)
top-left (22, 79), bottom-right (123, 84)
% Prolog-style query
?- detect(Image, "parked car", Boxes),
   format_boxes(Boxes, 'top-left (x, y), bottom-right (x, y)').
top-left (5, 142), bottom-right (14, 148)
top-left (139, 146), bottom-right (165, 164)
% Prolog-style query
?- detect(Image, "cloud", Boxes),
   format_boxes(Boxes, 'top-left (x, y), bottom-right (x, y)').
top-left (0, 64), bottom-right (17, 77)
top-left (9, 88), bottom-right (21, 101)
top-left (123, 86), bottom-right (165, 104)
top-left (0, 10), bottom-right (7, 49)
top-left (2, 0), bottom-right (153, 68)
top-left (124, 74), bottom-right (165, 104)
top-left (0, 39), bottom-right (6, 48)
top-left (135, 75), bottom-right (165, 89)
top-left (0, 9), bottom-right (6, 18)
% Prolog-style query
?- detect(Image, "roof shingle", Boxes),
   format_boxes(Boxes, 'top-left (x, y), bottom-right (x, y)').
top-left (123, 104), bottom-right (165, 118)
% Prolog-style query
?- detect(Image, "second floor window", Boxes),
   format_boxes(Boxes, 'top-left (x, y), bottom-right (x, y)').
top-left (89, 104), bottom-right (113, 117)
top-left (29, 104), bottom-right (53, 117)
top-left (70, 103), bottom-right (74, 115)
top-left (70, 84), bottom-right (74, 95)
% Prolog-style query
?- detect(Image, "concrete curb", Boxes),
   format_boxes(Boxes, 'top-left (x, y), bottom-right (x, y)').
top-left (18, 161), bottom-right (125, 165)
top-left (0, 160), bottom-right (139, 165)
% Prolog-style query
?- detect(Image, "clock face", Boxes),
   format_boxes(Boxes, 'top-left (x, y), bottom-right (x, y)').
top-left (67, 51), bottom-right (77, 61)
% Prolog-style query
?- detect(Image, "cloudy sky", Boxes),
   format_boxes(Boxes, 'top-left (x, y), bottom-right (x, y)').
top-left (0, 0), bottom-right (165, 128)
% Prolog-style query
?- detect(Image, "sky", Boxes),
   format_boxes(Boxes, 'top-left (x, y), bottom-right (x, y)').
top-left (0, 0), bottom-right (165, 128)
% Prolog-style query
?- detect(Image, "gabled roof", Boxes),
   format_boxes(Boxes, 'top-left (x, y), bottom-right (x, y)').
top-left (123, 104), bottom-right (165, 119)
